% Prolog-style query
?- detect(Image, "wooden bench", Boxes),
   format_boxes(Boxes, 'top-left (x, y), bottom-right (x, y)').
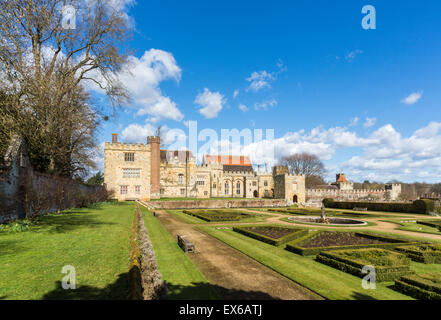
top-left (177, 234), bottom-right (195, 253)
top-left (353, 207), bottom-right (368, 211)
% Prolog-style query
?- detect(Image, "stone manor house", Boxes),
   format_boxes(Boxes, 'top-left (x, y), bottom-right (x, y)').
top-left (104, 134), bottom-right (305, 203)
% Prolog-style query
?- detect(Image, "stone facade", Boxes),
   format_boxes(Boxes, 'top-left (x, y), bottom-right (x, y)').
top-left (104, 134), bottom-right (306, 203)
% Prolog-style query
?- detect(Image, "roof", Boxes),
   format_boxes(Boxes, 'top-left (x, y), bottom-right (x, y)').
top-left (336, 174), bottom-right (348, 183)
top-left (160, 150), bottom-right (193, 163)
top-left (203, 155), bottom-right (252, 166)
top-left (223, 165), bottom-right (254, 173)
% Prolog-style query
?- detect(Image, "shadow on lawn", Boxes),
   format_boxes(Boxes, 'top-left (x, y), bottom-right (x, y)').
top-left (34, 211), bottom-right (115, 234)
top-left (42, 279), bottom-right (280, 300)
top-left (350, 291), bottom-right (376, 300)
top-left (42, 273), bottom-right (128, 300)
top-left (166, 282), bottom-right (280, 300)
top-left (0, 239), bottom-right (29, 256)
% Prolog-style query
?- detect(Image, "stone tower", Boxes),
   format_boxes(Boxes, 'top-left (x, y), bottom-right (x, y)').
top-left (148, 136), bottom-right (161, 199)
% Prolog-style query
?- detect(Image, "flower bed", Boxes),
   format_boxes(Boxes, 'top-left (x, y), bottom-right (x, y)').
top-left (316, 248), bottom-right (413, 282)
top-left (233, 225), bottom-right (308, 246)
top-left (394, 273), bottom-right (441, 300)
top-left (286, 231), bottom-right (419, 256)
top-left (395, 244), bottom-right (441, 264)
top-left (182, 209), bottom-right (253, 222)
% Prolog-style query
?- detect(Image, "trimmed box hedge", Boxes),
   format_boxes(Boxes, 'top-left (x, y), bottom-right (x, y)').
top-left (233, 226), bottom-right (308, 246)
top-left (417, 220), bottom-right (441, 231)
top-left (395, 244), bottom-right (441, 264)
top-left (394, 273), bottom-right (441, 300)
top-left (323, 198), bottom-right (435, 214)
top-left (316, 248), bottom-right (414, 282)
top-left (182, 209), bottom-right (249, 222)
top-left (285, 231), bottom-right (419, 256)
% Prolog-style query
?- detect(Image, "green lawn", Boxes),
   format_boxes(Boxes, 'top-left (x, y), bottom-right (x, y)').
top-left (382, 219), bottom-right (441, 236)
top-left (198, 226), bottom-right (413, 300)
top-left (166, 209), bottom-right (272, 224)
top-left (0, 202), bottom-right (133, 300)
top-left (139, 206), bottom-right (219, 299)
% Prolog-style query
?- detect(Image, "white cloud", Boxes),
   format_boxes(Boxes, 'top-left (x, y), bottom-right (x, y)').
top-left (246, 70), bottom-right (275, 92)
top-left (238, 104), bottom-right (249, 112)
top-left (401, 91), bottom-right (423, 105)
top-left (233, 90), bottom-right (239, 99)
top-left (254, 99), bottom-right (277, 111)
top-left (349, 117), bottom-right (359, 127)
top-left (195, 88), bottom-right (226, 119)
top-left (363, 117), bottom-right (376, 128)
top-left (86, 49), bottom-right (184, 123)
top-left (345, 49), bottom-right (363, 62)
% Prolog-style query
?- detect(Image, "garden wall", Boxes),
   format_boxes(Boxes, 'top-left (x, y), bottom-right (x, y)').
top-left (150, 198), bottom-right (288, 209)
top-left (0, 137), bottom-right (106, 223)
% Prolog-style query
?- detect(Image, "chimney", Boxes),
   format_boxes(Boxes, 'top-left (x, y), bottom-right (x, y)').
top-left (265, 163), bottom-right (268, 173)
top-left (148, 136), bottom-right (161, 199)
top-left (112, 133), bottom-right (118, 144)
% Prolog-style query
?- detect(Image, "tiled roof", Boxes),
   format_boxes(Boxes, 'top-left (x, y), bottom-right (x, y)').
top-left (203, 155), bottom-right (252, 166)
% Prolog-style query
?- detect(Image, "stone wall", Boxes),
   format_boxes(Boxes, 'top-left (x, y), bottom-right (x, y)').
top-left (150, 198), bottom-right (288, 209)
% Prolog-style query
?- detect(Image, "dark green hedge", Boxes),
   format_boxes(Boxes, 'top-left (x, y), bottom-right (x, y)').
top-left (316, 249), bottom-right (413, 282)
top-left (285, 231), bottom-right (418, 256)
top-left (394, 274), bottom-right (441, 300)
top-left (416, 220), bottom-right (441, 231)
top-left (322, 198), bottom-right (435, 214)
top-left (183, 210), bottom-right (244, 222)
top-left (233, 226), bottom-right (308, 246)
top-left (395, 245), bottom-right (441, 264)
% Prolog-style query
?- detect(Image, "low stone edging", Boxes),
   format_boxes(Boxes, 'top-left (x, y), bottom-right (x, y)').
top-left (128, 204), bottom-right (167, 300)
top-left (150, 199), bottom-right (288, 209)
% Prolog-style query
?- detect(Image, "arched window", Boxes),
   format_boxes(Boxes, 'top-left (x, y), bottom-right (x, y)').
top-left (236, 182), bottom-right (241, 195)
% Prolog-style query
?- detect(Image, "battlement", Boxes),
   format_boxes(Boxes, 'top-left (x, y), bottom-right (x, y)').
top-left (147, 136), bottom-right (160, 144)
top-left (105, 141), bottom-right (149, 151)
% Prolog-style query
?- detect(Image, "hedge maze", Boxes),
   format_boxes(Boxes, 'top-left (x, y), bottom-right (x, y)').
top-left (285, 231), bottom-right (418, 256)
top-left (316, 248), bottom-right (414, 282)
top-left (233, 226), bottom-right (308, 246)
top-left (182, 209), bottom-right (255, 222)
top-left (395, 245), bottom-right (441, 264)
top-left (394, 273), bottom-right (441, 300)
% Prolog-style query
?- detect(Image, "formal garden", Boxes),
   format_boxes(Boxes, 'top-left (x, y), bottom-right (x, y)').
top-left (2, 200), bottom-right (441, 300)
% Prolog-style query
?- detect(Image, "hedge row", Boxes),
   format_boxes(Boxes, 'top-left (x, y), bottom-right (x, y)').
top-left (417, 220), bottom-right (441, 231)
top-left (323, 198), bottom-right (435, 214)
top-left (394, 274), bottom-right (441, 300)
top-left (316, 249), bottom-right (414, 282)
top-left (395, 245), bottom-right (441, 264)
top-left (285, 231), bottom-right (419, 256)
top-left (233, 226), bottom-right (308, 246)
top-left (267, 208), bottom-right (322, 215)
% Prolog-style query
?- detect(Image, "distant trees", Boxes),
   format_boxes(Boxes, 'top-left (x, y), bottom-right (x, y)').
top-left (0, 0), bottom-right (131, 179)
top-left (279, 153), bottom-right (326, 188)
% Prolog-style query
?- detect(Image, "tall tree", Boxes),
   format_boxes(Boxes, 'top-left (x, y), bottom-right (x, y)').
top-left (0, 0), bottom-right (131, 177)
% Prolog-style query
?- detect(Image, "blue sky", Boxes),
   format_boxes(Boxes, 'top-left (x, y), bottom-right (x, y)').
top-left (93, 0), bottom-right (441, 183)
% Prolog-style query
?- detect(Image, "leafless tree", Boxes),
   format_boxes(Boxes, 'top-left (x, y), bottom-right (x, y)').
top-left (279, 153), bottom-right (326, 182)
top-left (0, 0), bottom-right (131, 177)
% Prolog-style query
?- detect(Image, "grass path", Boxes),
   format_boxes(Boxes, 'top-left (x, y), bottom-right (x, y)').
top-left (198, 226), bottom-right (413, 300)
top-left (0, 203), bottom-right (133, 300)
top-left (139, 206), bottom-right (219, 299)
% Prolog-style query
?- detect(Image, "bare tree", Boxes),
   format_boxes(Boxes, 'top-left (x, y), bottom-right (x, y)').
top-left (279, 153), bottom-right (326, 181)
top-left (0, 0), bottom-right (131, 177)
